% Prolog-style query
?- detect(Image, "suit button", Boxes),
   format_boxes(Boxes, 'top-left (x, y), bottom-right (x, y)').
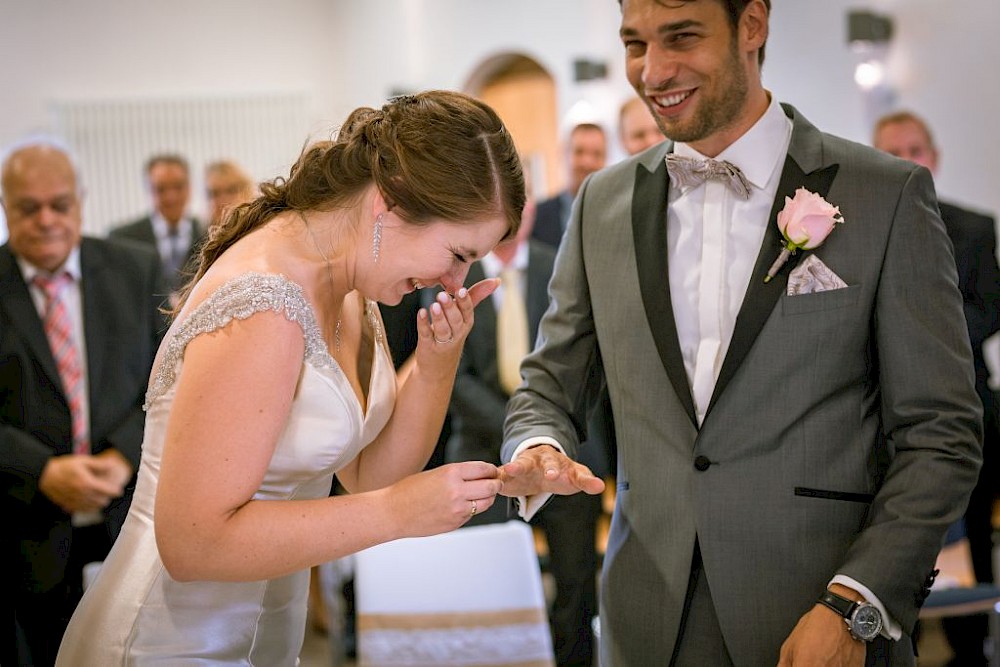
top-left (694, 455), bottom-right (711, 472)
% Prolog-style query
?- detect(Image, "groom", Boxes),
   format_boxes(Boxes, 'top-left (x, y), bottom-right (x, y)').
top-left (499, 0), bottom-right (983, 664)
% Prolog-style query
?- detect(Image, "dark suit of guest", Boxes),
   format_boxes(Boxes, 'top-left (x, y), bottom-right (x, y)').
top-left (938, 200), bottom-right (1000, 662)
top-left (941, 201), bottom-right (1000, 583)
top-left (448, 241), bottom-right (603, 666)
top-left (531, 193), bottom-right (571, 250)
top-left (379, 292), bottom-right (451, 471)
top-left (110, 215), bottom-right (205, 297)
top-left (0, 237), bottom-right (162, 666)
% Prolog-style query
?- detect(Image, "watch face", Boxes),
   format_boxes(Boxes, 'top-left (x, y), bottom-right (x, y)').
top-left (851, 604), bottom-right (883, 641)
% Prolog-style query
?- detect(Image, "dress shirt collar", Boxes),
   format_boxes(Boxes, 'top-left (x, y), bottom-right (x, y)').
top-left (672, 92), bottom-right (791, 192)
top-left (17, 245), bottom-right (83, 284)
top-left (481, 241), bottom-right (529, 278)
top-left (151, 211), bottom-right (193, 239)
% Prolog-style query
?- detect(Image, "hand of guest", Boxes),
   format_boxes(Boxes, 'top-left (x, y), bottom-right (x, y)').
top-left (414, 278), bottom-right (499, 378)
top-left (39, 454), bottom-right (127, 514)
top-left (498, 445), bottom-right (605, 498)
top-left (91, 448), bottom-right (134, 494)
top-left (385, 461), bottom-right (504, 537)
top-left (777, 584), bottom-right (867, 666)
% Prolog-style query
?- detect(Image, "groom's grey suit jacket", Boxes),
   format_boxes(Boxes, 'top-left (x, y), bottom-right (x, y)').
top-left (502, 105), bottom-right (983, 665)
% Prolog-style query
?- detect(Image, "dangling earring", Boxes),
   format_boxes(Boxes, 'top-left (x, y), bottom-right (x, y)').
top-left (372, 213), bottom-right (384, 263)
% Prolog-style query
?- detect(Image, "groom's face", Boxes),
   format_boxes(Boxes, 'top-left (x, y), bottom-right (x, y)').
top-left (620, 0), bottom-right (763, 156)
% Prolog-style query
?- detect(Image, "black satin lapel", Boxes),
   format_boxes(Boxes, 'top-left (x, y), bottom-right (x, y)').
top-left (0, 248), bottom-right (66, 395)
top-left (706, 158), bottom-right (840, 418)
top-left (633, 161), bottom-right (697, 427)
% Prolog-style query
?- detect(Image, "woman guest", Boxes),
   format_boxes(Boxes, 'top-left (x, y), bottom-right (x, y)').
top-left (56, 90), bottom-right (523, 665)
top-left (205, 159), bottom-right (256, 230)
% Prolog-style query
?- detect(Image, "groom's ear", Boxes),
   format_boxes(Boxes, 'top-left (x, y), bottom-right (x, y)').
top-left (739, 1), bottom-right (769, 65)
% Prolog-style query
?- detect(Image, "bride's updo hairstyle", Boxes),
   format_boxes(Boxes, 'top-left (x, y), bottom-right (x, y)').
top-left (177, 90), bottom-right (525, 312)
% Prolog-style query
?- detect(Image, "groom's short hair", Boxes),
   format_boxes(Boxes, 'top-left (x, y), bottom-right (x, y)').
top-left (619, 0), bottom-right (771, 66)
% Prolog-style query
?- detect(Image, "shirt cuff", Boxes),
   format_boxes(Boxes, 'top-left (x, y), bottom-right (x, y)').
top-left (829, 575), bottom-right (902, 641)
top-left (509, 436), bottom-right (565, 521)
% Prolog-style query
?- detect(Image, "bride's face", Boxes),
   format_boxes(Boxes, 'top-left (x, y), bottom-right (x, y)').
top-left (369, 213), bottom-right (509, 305)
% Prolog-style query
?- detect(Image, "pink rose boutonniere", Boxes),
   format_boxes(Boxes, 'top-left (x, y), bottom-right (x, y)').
top-left (764, 187), bottom-right (845, 283)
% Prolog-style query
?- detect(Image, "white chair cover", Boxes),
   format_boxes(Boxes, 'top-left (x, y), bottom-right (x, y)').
top-left (354, 521), bottom-right (554, 666)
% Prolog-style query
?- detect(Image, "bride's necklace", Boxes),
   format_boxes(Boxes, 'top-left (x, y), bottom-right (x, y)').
top-left (298, 210), bottom-right (343, 352)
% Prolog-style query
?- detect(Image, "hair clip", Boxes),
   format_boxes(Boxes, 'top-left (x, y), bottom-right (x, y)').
top-left (388, 94), bottom-right (418, 106)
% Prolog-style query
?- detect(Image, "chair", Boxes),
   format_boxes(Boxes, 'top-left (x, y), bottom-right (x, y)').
top-left (921, 586), bottom-right (1000, 666)
top-left (920, 537), bottom-right (1000, 666)
top-left (353, 521), bottom-right (554, 666)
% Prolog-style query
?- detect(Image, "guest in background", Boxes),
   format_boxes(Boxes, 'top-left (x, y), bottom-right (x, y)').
top-left (875, 109), bottom-right (1000, 666)
top-left (204, 159), bottom-right (255, 230)
top-left (531, 123), bottom-right (607, 249)
top-left (448, 194), bottom-right (601, 664)
top-left (0, 139), bottom-right (162, 666)
top-left (618, 95), bottom-right (666, 156)
top-left (110, 153), bottom-right (206, 305)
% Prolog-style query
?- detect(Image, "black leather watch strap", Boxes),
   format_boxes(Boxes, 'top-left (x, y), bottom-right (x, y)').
top-left (817, 590), bottom-right (857, 618)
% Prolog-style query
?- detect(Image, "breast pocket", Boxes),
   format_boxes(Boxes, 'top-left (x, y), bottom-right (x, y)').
top-left (781, 284), bottom-right (861, 316)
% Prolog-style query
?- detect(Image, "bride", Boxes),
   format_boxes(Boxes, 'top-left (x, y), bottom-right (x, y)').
top-left (56, 90), bottom-right (524, 665)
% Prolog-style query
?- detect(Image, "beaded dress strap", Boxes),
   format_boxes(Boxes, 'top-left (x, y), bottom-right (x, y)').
top-left (144, 273), bottom-right (336, 409)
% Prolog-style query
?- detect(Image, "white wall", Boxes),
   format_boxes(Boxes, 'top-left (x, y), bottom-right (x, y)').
top-left (0, 0), bottom-right (346, 235)
top-left (2, 0), bottom-right (998, 222)
top-left (318, 0), bottom-right (1000, 219)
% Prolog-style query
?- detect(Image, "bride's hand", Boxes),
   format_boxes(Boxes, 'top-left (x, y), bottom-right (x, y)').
top-left (415, 278), bottom-right (499, 368)
top-left (385, 461), bottom-right (504, 537)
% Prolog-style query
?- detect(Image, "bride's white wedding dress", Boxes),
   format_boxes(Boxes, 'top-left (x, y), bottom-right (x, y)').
top-left (56, 273), bottom-right (395, 666)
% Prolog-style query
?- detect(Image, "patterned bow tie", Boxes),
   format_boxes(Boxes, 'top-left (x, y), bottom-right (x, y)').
top-left (665, 153), bottom-right (752, 200)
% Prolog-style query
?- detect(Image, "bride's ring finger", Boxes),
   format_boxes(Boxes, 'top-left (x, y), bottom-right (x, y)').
top-left (436, 290), bottom-right (468, 330)
top-left (429, 302), bottom-right (454, 344)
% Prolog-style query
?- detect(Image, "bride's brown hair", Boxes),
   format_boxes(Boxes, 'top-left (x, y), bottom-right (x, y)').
top-left (174, 90), bottom-right (525, 313)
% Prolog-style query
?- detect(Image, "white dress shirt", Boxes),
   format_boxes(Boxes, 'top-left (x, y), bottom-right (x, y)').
top-left (151, 212), bottom-right (196, 265)
top-left (19, 248), bottom-right (102, 526)
top-left (668, 94), bottom-right (792, 424)
top-left (19, 248), bottom-right (90, 438)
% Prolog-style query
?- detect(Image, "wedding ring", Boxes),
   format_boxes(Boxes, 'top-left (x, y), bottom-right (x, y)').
top-left (469, 500), bottom-right (478, 517)
top-left (433, 333), bottom-right (454, 344)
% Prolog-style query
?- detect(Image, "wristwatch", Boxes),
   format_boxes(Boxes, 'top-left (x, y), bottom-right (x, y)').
top-left (817, 590), bottom-right (883, 642)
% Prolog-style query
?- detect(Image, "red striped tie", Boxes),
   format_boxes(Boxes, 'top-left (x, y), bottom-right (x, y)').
top-left (33, 273), bottom-right (89, 455)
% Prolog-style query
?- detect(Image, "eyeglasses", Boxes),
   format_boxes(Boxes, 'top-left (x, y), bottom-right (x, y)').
top-left (207, 184), bottom-right (245, 199)
top-left (9, 195), bottom-right (78, 218)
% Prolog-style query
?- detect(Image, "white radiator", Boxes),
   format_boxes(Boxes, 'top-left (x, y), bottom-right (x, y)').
top-left (50, 92), bottom-right (314, 236)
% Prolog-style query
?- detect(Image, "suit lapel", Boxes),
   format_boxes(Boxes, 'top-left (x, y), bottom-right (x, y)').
top-left (632, 153), bottom-right (699, 427)
top-left (0, 246), bottom-right (65, 397)
top-left (185, 218), bottom-right (206, 267)
top-left (138, 217), bottom-right (157, 245)
top-left (79, 239), bottom-right (110, 402)
top-left (705, 106), bottom-right (839, 418)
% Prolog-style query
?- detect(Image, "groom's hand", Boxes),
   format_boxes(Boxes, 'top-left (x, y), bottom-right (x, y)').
top-left (497, 445), bottom-right (605, 497)
top-left (777, 584), bottom-right (866, 666)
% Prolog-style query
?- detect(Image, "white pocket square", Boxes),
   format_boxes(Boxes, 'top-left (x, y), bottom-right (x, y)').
top-left (787, 254), bottom-right (847, 296)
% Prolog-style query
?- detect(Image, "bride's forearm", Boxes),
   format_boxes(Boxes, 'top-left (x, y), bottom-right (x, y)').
top-left (155, 488), bottom-right (398, 582)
